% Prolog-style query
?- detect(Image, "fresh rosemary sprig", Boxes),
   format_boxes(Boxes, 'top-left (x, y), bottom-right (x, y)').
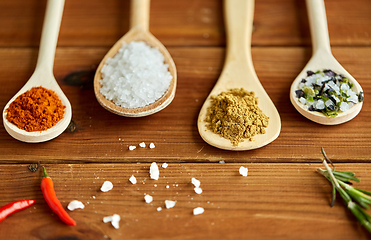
top-left (317, 147), bottom-right (371, 233)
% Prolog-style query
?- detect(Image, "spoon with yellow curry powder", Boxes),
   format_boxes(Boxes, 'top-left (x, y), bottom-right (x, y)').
top-left (197, 0), bottom-right (281, 151)
top-left (2, 0), bottom-right (71, 143)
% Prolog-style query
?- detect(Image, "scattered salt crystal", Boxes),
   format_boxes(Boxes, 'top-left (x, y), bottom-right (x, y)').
top-left (149, 143), bottom-right (156, 149)
top-left (129, 146), bottom-right (136, 151)
top-left (165, 200), bottom-right (177, 209)
top-left (157, 207), bottom-right (162, 212)
top-left (100, 41), bottom-right (173, 109)
top-left (166, 185), bottom-right (169, 189)
top-left (129, 175), bottom-right (137, 184)
top-left (194, 187), bottom-right (203, 194)
top-left (193, 207), bottom-right (205, 215)
top-left (162, 163), bottom-right (168, 168)
top-left (101, 181), bottom-right (113, 192)
top-left (144, 194), bottom-right (153, 203)
top-left (239, 166), bottom-right (248, 177)
top-left (219, 160), bottom-right (225, 164)
top-left (103, 214), bottom-right (120, 229)
top-left (191, 178), bottom-right (201, 188)
top-left (150, 162), bottom-right (159, 180)
top-left (67, 200), bottom-right (85, 211)
top-left (139, 142), bottom-right (146, 148)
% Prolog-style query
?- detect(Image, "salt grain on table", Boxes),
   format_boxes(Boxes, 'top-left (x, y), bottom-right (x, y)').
top-left (162, 162), bottom-right (168, 168)
top-left (165, 200), bottom-right (177, 209)
top-left (144, 194), bottom-right (153, 203)
top-left (149, 143), bottom-right (156, 149)
top-left (103, 214), bottom-right (121, 229)
top-left (191, 178), bottom-right (201, 188)
top-left (100, 41), bottom-right (172, 109)
top-left (67, 200), bottom-right (85, 211)
top-left (129, 175), bottom-right (137, 184)
top-left (193, 207), bottom-right (205, 215)
top-left (150, 162), bottom-right (159, 180)
top-left (194, 187), bottom-right (203, 194)
top-left (139, 142), bottom-right (146, 148)
top-left (129, 146), bottom-right (136, 151)
top-left (100, 181), bottom-right (113, 192)
top-left (239, 166), bottom-right (248, 177)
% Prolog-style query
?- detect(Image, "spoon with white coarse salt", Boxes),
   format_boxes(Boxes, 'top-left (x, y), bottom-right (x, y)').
top-left (94, 0), bottom-right (177, 117)
top-left (197, 0), bottom-right (281, 151)
top-left (290, 0), bottom-right (363, 125)
top-left (2, 0), bottom-right (72, 143)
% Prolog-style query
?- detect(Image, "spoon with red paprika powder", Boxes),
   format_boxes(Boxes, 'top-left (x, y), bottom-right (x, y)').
top-left (2, 0), bottom-right (71, 143)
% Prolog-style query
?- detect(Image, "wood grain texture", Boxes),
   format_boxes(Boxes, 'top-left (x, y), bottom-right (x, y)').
top-left (0, 46), bottom-right (370, 162)
top-left (1, 0), bottom-right (371, 47)
top-left (0, 163), bottom-right (371, 240)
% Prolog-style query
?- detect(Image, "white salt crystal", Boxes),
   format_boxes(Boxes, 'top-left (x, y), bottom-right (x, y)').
top-left (325, 99), bottom-right (333, 107)
top-left (299, 97), bottom-right (306, 104)
top-left (129, 175), bottom-right (137, 184)
top-left (67, 200), bottom-right (85, 211)
top-left (165, 200), bottom-right (177, 209)
top-left (139, 142), bottom-right (146, 148)
top-left (129, 146), bottom-right (136, 151)
top-left (193, 207), bottom-right (205, 215)
top-left (150, 162), bottom-right (159, 180)
top-left (194, 187), bottom-right (203, 194)
top-left (101, 181), bottom-right (113, 192)
top-left (340, 102), bottom-right (350, 111)
top-left (219, 160), bottom-right (225, 164)
top-left (103, 214), bottom-right (120, 229)
top-left (144, 194), bottom-right (153, 203)
top-left (162, 163), bottom-right (168, 168)
top-left (239, 166), bottom-right (248, 177)
top-left (157, 207), bottom-right (162, 212)
top-left (149, 143), bottom-right (156, 149)
top-left (100, 41), bottom-right (173, 109)
top-left (191, 178), bottom-right (201, 188)
top-left (316, 99), bottom-right (325, 110)
top-left (166, 185), bottom-right (169, 189)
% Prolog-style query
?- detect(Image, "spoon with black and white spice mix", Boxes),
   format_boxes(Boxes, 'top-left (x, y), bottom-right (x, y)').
top-left (2, 0), bottom-right (72, 143)
top-left (197, 0), bottom-right (281, 151)
top-left (94, 0), bottom-right (177, 117)
top-left (290, 0), bottom-right (363, 125)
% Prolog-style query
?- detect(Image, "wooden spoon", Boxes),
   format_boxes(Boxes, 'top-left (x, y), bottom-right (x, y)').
top-left (290, 0), bottom-right (363, 125)
top-left (197, 0), bottom-right (281, 151)
top-left (2, 0), bottom-right (71, 143)
top-left (94, 0), bottom-right (177, 117)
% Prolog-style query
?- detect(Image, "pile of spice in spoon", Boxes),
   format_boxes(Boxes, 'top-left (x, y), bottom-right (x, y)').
top-left (295, 69), bottom-right (364, 117)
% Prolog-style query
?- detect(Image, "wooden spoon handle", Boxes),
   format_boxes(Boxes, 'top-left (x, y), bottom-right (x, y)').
top-left (35, 0), bottom-right (65, 74)
top-left (130, 0), bottom-right (150, 31)
top-left (224, 0), bottom-right (254, 65)
top-left (306, 0), bottom-right (332, 54)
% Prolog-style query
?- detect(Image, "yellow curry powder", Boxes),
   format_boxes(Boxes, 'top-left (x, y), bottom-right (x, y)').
top-left (6, 86), bottom-right (66, 132)
top-left (205, 88), bottom-right (269, 146)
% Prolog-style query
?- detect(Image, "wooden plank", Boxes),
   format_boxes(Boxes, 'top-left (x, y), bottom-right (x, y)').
top-left (0, 46), bottom-right (370, 163)
top-left (0, 163), bottom-right (370, 239)
top-left (1, 0), bottom-right (371, 47)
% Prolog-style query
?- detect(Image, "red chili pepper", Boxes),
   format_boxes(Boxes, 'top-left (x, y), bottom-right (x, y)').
top-left (41, 166), bottom-right (76, 226)
top-left (0, 199), bottom-right (35, 223)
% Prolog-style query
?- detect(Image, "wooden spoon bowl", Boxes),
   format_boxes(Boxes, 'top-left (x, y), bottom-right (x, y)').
top-left (94, 0), bottom-right (177, 117)
top-left (290, 0), bottom-right (363, 125)
top-left (2, 0), bottom-right (71, 143)
top-left (197, 0), bottom-right (281, 151)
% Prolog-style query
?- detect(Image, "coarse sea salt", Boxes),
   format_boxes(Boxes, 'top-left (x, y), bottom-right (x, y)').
top-left (165, 200), bottom-right (177, 209)
top-left (157, 207), bottom-right (162, 212)
top-left (193, 207), bottom-right (205, 215)
top-left (101, 181), bottom-right (114, 192)
top-left (139, 142), bottom-right (146, 148)
top-left (129, 175), bottom-right (137, 184)
top-left (103, 214), bottom-right (121, 229)
top-left (129, 146), bottom-right (136, 151)
top-left (100, 41), bottom-right (173, 109)
top-left (150, 162), bottom-right (159, 180)
top-left (162, 163), bottom-right (168, 168)
top-left (191, 178), bottom-right (201, 188)
top-left (149, 143), bottom-right (156, 149)
top-left (144, 194), bottom-right (153, 203)
top-left (67, 200), bottom-right (85, 211)
top-left (239, 166), bottom-right (248, 177)
top-left (194, 187), bottom-right (203, 194)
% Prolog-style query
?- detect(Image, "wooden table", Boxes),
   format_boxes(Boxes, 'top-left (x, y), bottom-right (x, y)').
top-left (1, 0), bottom-right (371, 239)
